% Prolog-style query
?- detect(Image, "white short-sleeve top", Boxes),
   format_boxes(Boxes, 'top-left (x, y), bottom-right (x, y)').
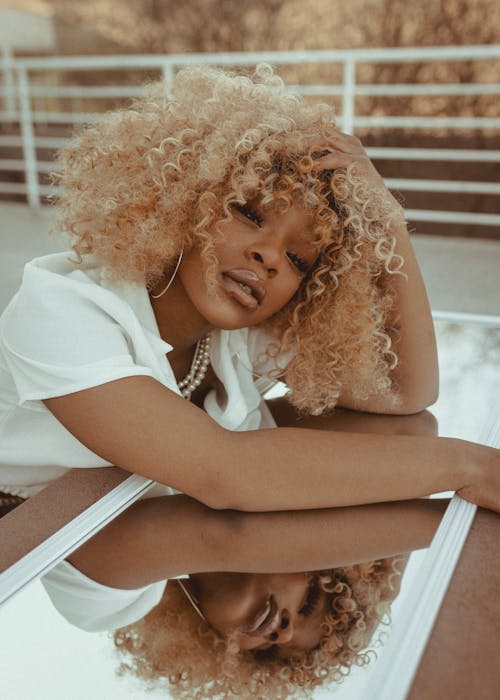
top-left (0, 252), bottom-right (280, 631)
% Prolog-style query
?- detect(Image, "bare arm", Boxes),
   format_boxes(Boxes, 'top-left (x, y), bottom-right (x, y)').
top-left (44, 376), bottom-right (498, 513)
top-left (68, 493), bottom-right (448, 589)
top-left (315, 133), bottom-right (439, 414)
top-left (338, 215), bottom-right (438, 414)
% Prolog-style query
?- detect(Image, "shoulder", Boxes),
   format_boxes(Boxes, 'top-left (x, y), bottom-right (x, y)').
top-left (1, 252), bottom-right (151, 354)
top-left (42, 559), bottom-right (167, 632)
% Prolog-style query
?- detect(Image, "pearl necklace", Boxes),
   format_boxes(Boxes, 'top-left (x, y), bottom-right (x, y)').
top-left (178, 335), bottom-right (211, 400)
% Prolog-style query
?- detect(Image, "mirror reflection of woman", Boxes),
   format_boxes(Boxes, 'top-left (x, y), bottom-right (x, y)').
top-left (0, 65), bottom-right (498, 698)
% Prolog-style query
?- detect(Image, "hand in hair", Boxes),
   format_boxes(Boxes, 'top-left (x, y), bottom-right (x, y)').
top-left (312, 130), bottom-right (390, 200)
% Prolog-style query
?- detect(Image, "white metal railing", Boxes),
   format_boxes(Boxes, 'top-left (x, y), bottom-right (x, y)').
top-left (0, 45), bottom-right (499, 224)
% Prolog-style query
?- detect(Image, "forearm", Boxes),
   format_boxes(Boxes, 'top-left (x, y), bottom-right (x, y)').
top-left (269, 399), bottom-right (438, 437)
top-left (223, 428), bottom-right (471, 512)
top-left (68, 493), bottom-right (447, 589)
top-left (222, 498), bottom-right (448, 573)
top-left (43, 377), bottom-right (496, 516)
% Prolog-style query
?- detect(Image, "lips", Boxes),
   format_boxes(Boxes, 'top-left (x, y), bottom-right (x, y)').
top-left (221, 269), bottom-right (266, 310)
top-left (247, 595), bottom-right (280, 637)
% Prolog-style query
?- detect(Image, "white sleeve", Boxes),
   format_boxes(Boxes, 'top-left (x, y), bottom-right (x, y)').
top-left (42, 560), bottom-right (167, 632)
top-left (0, 261), bottom-right (155, 407)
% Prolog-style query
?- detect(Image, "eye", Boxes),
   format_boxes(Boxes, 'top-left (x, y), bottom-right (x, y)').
top-left (232, 202), bottom-right (263, 227)
top-left (286, 251), bottom-right (310, 275)
top-left (299, 580), bottom-right (321, 618)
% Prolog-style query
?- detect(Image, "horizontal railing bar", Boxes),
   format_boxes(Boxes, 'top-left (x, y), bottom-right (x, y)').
top-left (431, 310), bottom-right (500, 327)
top-left (10, 85), bottom-right (149, 99)
top-left (386, 178), bottom-right (500, 194)
top-left (41, 180), bottom-right (497, 198)
top-left (0, 182), bottom-right (53, 195)
top-left (0, 182), bottom-right (26, 193)
top-left (355, 116), bottom-right (500, 128)
top-left (4, 45), bottom-right (500, 71)
top-left (0, 159), bottom-right (25, 169)
top-left (1, 138), bottom-right (499, 163)
top-left (0, 111), bottom-right (97, 124)
top-left (3, 165), bottom-right (498, 185)
top-left (35, 137), bottom-right (68, 148)
top-left (405, 209), bottom-right (500, 225)
top-left (1, 83), bottom-right (498, 100)
top-left (0, 136), bottom-right (21, 146)
top-left (292, 83), bottom-right (500, 97)
top-left (0, 136), bottom-right (68, 148)
top-left (367, 148), bottom-right (500, 161)
top-left (1, 181), bottom-right (497, 224)
top-left (354, 83), bottom-right (500, 96)
top-left (0, 159), bottom-right (56, 171)
top-left (4, 112), bottom-right (500, 129)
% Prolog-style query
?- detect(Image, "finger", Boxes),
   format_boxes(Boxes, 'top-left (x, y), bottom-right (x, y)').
top-left (312, 151), bottom-right (356, 172)
top-left (329, 131), bottom-right (366, 155)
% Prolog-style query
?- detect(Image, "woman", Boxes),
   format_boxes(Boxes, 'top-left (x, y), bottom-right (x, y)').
top-left (0, 64), bottom-right (497, 697)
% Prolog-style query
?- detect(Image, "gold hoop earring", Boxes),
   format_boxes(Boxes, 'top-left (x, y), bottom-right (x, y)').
top-left (150, 249), bottom-right (184, 299)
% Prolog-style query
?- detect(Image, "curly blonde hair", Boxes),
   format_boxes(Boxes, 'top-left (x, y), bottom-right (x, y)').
top-left (52, 63), bottom-right (404, 414)
top-left (114, 557), bottom-right (404, 699)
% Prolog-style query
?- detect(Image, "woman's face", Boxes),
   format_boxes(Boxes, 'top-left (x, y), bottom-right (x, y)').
top-left (189, 572), bottom-right (330, 655)
top-left (177, 199), bottom-right (317, 330)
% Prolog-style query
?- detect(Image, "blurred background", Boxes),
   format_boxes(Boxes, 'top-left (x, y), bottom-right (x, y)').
top-left (1, 0), bottom-right (499, 317)
top-left (0, 4), bottom-right (499, 698)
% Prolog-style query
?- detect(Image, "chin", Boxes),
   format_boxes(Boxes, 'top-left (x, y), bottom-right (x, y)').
top-left (198, 300), bottom-right (268, 331)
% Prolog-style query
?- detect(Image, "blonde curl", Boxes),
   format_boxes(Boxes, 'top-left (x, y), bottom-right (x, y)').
top-left (51, 64), bottom-right (405, 414)
top-left (113, 557), bottom-right (404, 699)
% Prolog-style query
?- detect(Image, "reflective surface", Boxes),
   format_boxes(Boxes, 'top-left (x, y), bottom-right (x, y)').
top-left (0, 320), bottom-right (498, 699)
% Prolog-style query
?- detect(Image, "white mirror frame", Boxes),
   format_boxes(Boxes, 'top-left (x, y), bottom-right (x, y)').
top-left (0, 473), bottom-right (154, 607)
top-left (370, 413), bottom-right (499, 699)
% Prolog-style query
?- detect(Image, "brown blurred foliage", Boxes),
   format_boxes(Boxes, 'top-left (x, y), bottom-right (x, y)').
top-left (29, 0), bottom-right (497, 122)
top-left (35, 0), bottom-right (499, 55)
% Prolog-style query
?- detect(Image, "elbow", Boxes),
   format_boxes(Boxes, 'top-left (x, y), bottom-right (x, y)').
top-left (203, 485), bottom-right (248, 512)
top-left (393, 375), bottom-right (439, 415)
top-left (393, 390), bottom-right (438, 416)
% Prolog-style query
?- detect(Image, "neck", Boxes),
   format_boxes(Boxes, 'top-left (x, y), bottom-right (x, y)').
top-left (149, 275), bottom-right (213, 354)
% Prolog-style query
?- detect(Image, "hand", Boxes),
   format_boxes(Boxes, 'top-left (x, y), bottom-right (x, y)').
top-left (457, 442), bottom-right (500, 514)
top-left (313, 130), bottom-right (403, 216)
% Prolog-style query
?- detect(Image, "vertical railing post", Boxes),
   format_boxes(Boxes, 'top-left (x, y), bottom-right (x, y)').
top-left (342, 59), bottom-right (356, 134)
top-left (162, 61), bottom-right (174, 85)
top-left (17, 66), bottom-right (40, 209)
top-left (1, 45), bottom-right (17, 121)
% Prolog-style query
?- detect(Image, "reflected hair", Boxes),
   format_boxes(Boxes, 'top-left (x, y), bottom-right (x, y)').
top-left (113, 557), bottom-right (405, 699)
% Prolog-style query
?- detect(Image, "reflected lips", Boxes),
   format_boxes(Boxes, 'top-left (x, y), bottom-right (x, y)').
top-left (246, 595), bottom-right (280, 637)
top-left (221, 269), bottom-right (266, 310)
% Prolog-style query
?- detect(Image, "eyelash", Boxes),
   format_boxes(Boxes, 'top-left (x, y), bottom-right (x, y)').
top-left (233, 203), bottom-right (309, 275)
top-left (299, 580), bottom-right (321, 618)
top-left (232, 202), bottom-right (263, 227)
top-left (286, 251), bottom-right (309, 274)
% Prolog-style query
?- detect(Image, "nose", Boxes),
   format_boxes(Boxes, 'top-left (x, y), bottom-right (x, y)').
top-left (246, 244), bottom-right (279, 278)
top-left (268, 609), bottom-right (294, 645)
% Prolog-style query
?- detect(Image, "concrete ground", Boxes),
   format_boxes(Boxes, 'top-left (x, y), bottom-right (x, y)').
top-left (0, 202), bottom-right (499, 317)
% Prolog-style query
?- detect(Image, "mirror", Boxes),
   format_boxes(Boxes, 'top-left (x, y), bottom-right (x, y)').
top-left (1, 314), bottom-right (497, 699)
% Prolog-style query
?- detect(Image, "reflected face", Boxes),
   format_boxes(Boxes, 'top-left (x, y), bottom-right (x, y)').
top-left (177, 200), bottom-right (317, 330)
top-left (188, 572), bottom-right (330, 655)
